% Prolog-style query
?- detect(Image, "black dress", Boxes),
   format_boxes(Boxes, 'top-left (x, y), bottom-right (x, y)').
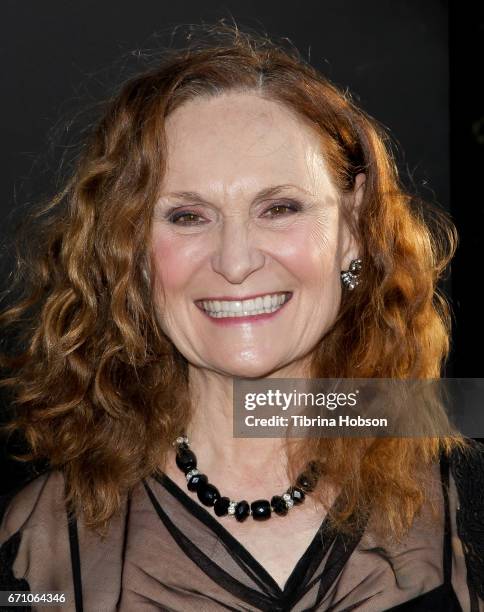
top-left (1, 441), bottom-right (483, 611)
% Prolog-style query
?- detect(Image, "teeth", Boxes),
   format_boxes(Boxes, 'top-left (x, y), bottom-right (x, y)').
top-left (200, 293), bottom-right (290, 318)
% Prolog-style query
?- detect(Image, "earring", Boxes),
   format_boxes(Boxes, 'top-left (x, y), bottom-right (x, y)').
top-left (341, 258), bottom-right (362, 290)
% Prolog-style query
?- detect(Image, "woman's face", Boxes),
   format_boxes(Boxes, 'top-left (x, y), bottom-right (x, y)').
top-left (150, 91), bottom-right (364, 378)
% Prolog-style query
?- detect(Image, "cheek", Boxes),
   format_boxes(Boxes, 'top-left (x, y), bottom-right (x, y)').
top-left (150, 231), bottom-right (197, 292)
top-left (279, 222), bottom-right (340, 284)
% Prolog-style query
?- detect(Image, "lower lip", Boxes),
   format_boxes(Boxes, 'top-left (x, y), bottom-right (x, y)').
top-left (195, 294), bottom-right (292, 326)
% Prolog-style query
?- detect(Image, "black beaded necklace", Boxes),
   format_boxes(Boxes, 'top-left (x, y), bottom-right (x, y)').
top-left (173, 434), bottom-right (323, 522)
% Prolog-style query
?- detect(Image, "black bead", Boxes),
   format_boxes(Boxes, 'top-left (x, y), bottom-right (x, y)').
top-left (234, 500), bottom-right (250, 522)
top-left (197, 482), bottom-right (220, 506)
top-left (178, 441), bottom-right (189, 451)
top-left (251, 499), bottom-right (271, 521)
top-left (176, 448), bottom-right (197, 474)
top-left (187, 473), bottom-right (208, 492)
top-left (296, 471), bottom-right (317, 493)
top-left (288, 486), bottom-right (305, 505)
top-left (271, 495), bottom-right (288, 516)
top-left (214, 496), bottom-right (231, 516)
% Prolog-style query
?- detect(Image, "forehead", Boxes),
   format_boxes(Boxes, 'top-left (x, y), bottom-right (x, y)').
top-left (161, 91), bottom-right (335, 198)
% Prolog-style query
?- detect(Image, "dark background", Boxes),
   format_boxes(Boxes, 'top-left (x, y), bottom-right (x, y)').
top-left (1, 1), bottom-right (482, 493)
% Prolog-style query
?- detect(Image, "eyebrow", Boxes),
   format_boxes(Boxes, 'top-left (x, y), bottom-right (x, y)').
top-left (159, 184), bottom-right (310, 206)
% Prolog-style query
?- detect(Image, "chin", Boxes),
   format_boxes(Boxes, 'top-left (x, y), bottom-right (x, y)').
top-left (215, 360), bottom-right (278, 379)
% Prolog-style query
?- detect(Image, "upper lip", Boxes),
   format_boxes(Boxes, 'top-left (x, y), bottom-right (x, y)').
top-left (195, 291), bottom-right (292, 302)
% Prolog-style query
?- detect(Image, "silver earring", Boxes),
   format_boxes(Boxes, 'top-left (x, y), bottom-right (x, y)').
top-left (341, 258), bottom-right (362, 290)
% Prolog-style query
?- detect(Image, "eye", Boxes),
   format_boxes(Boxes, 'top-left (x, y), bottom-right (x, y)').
top-left (263, 201), bottom-right (302, 217)
top-left (168, 211), bottom-right (205, 225)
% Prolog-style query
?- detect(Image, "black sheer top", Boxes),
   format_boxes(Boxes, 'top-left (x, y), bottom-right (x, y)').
top-left (1, 443), bottom-right (483, 611)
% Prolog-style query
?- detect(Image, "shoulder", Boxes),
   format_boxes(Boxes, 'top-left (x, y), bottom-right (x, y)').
top-left (0, 468), bottom-right (128, 607)
top-left (0, 468), bottom-right (66, 590)
top-left (448, 438), bottom-right (484, 599)
top-left (0, 468), bottom-right (66, 545)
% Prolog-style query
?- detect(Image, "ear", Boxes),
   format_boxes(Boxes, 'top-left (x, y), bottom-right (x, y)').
top-left (353, 172), bottom-right (366, 211)
top-left (341, 172), bottom-right (366, 266)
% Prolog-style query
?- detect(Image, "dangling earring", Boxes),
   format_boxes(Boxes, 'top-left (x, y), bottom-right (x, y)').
top-left (341, 258), bottom-right (362, 290)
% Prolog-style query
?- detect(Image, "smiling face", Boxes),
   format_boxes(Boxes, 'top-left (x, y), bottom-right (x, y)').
top-left (149, 91), bottom-right (363, 378)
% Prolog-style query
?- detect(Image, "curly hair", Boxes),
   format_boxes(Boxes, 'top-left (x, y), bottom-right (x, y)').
top-left (0, 21), bottom-right (468, 542)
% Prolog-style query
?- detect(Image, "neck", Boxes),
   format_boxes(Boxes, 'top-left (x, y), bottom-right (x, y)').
top-left (177, 362), bottom-right (310, 499)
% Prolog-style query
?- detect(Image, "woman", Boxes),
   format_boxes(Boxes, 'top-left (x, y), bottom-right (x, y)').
top-left (0, 22), bottom-right (483, 612)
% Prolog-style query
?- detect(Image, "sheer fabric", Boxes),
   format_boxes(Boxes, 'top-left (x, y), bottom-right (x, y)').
top-left (0, 453), bottom-right (482, 611)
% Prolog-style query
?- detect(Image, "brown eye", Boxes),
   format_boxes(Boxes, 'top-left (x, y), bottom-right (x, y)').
top-left (169, 211), bottom-right (204, 225)
top-left (264, 202), bottom-right (301, 217)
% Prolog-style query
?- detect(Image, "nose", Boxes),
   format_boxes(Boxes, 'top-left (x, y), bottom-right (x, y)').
top-left (211, 216), bottom-right (265, 283)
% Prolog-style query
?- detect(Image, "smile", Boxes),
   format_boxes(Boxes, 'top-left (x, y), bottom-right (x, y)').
top-left (195, 292), bottom-right (292, 319)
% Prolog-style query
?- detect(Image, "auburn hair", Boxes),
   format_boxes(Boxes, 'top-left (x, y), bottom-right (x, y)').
top-left (0, 21), bottom-right (468, 541)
